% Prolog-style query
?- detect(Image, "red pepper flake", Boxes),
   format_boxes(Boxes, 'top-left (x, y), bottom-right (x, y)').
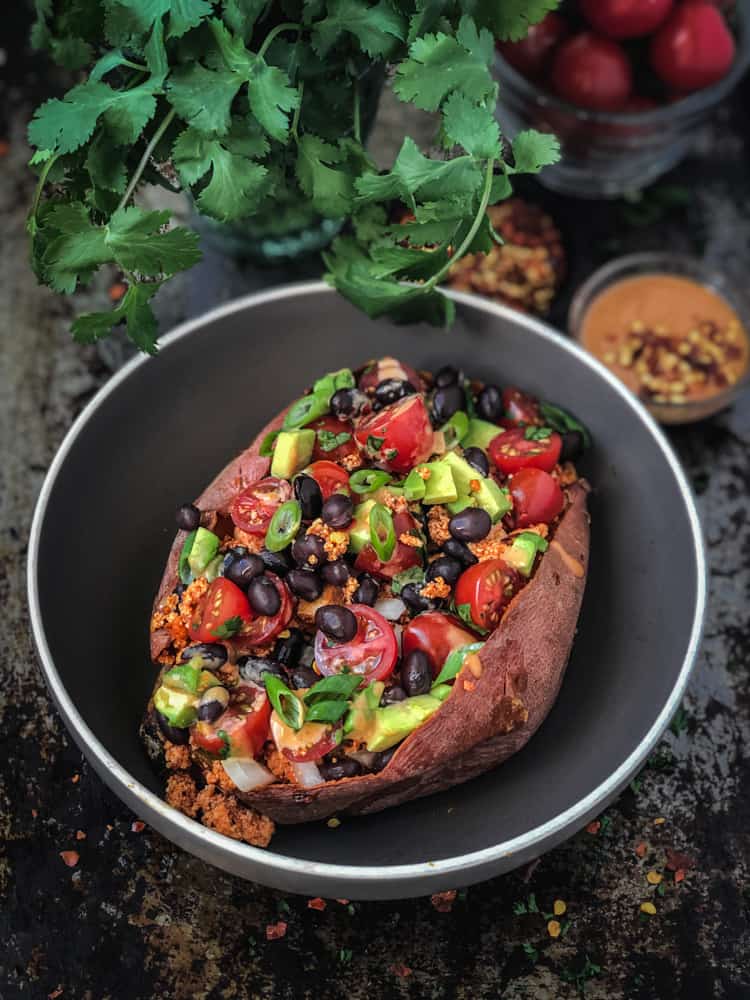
top-left (635, 841), bottom-right (647, 858)
top-left (48, 987), bottom-right (63, 999)
top-left (665, 848), bottom-right (695, 871)
top-left (335, 898), bottom-right (350, 905)
top-left (674, 869), bottom-right (686, 884)
top-left (75, 830), bottom-right (86, 841)
top-left (389, 963), bottom-right (413, 978)
top-left (71, 774), bottom-right (80, 784)
top-left (307, 897), bottom-right (327, 911)
top-left (59, 851), bottom-right (79, 868)
top-left (109, 282), bottom-right (127, 302)
top-left (462, 679), bottom-right (476, 692)
top-left (586, 820), bottom-right (601, 835)
top-left (431, 890), bottom-right (457, 912)
top-left (265, 921), bottom-right (287, 941)
top-left (0, 140), bottom-right (10, 158)
top-left (131, 820), bottom-right (146, 833)
top-left (31, 808), bottom-right (38, 819)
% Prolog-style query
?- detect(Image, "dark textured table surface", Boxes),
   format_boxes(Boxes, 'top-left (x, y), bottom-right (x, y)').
top-left (2, 24), bottom-right (750, 1000)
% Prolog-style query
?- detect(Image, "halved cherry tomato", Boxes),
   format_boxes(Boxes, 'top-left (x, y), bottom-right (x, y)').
top-left (358, 357), bottom-right (425, 394)
top-left (280, 727), bottom-right (341, 763)
top-left (354, 509), bottom-right (423, 581)
top-left (230, 476), bottom-right (292, 535)
top-left (401, 611), bottom-right (479, 677)
top-left (193, 686), bottom-right (271, 758)
top-left (502, 387), bottom-right (541, 426)
top-left (455, 560), bottom-right (521, 632)
top-left (314, 604), bottom-right (398, 684)
top-left (310, 415), bottom-right (359, 464)
top-left (354, 395), bottom-right (434, 475)
top-left (497, 12), bottom-right (569, 79)
top-left (234, 574), bottom-right (293, 649)
top-left (489, 428), bottom-right (562, 476)
top-left (510, 468), bottom-right (564, 528)
top-left (189, 578), bottom-right (252, 644)
top-left (305, 460), bottom-right (351, 500)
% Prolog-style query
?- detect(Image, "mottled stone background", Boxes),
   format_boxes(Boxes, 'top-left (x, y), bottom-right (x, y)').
top-left (2, 12), bottom-right (749, 1000)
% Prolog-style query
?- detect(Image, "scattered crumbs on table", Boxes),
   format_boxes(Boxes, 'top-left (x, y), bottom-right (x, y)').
top-left (675, 869), bottom-right (686, 883)
top-left (75, 830), bottom-right (86, 841)
top-left (547, 920), bottom-right (561, 938)
top-left (640, 902), bottom-right (657, 915)
top-left (307, 897), bottom-right (326, 911)
top-left (665, 848), bottom-right (695, 871)
top-left (70, 774), bottom-right (80, 784)
top-left (647, 871), bottom-right (663, 885)
top-left (553, 899), bottom-right (567, 916)
top-left (265, 921), bottom-right (287, 941)
top-left (389, 963), bottom-right (412, 978)
top-left (109, 282), bottom-right (127, 302)
top-left (635, 841), bottom-right (647, 857)
top-left (327, 817), bottom-right (340, 829)
top-left (335, 899), bottom-right (350, 906)
top-left (586, 820), bottom-right (601, 835)
top-left (131, 821), bottom-right (145, 833)
top-left (654, 817), bottom-right (666, 825)
top-left (48, 987), bottom-right (63, 999)
top-left (31, 808), bottom-right (38, 819)
top-left (430, 890), bottom-right (457, 912)
top-left (59, 851), bottom-right (79, 868)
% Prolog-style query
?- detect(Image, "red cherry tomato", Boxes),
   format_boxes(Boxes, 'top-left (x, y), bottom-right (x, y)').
top-left (354, 509), bottom-right (423, 581)
top-left (497, 12), bottom-right (570, 79)
top-left (510, 468), bottom-right (564, 528)
top-left (314, 604), bottom-right (398, 684)
top-left (233, 574), bottom-right (293, 649)
top-left (354, 395), bottom-right (434, 475)
top-left (650, 2), bottom-right (735, 93)
top-left (230, 476), bottom-right (292, 535)
top-left (189, 578), bottom-right (252, 644)
top-left (193, 685), bottom-right (271, 758)
top-left (358, 357), bottom-right (425, 394)
top-left (310, 415), bottom-right (359, 464)
top-left (489, 428), bottom-right (562, 475)
top-left (305, 460), bottom-right (351, 499)
top-left (455, 560), bottom-right (522, 632)
top-left (401, 611), bottom-right (479, 677)
top-left (281, 728), bottom-right (341, 763)
top-left (580, 0), bottom-right (673, 40)
top-left (551, 32), bottom-right (633, 111)
top-left (502, 387), bottom-right (540, 426)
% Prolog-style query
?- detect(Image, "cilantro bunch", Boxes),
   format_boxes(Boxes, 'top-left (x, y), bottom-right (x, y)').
top-left (27, 0), bottom-right (559, 353)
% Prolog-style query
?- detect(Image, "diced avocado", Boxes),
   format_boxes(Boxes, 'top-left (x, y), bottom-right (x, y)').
top-left (178, 529), bottom-right (197, 585)
top-left (441, 451), bottom-right (480, 496)
top-left (463, 418), bottom-right (503, 450)
top-left (271, 429), bottom-right (316, 479)
top-left (164, 659), bottom-right (202, 693)
top-left (187, 527), bottom-right (220, 578)
top-left (423, 463), bottom-right (458, 505)
top-left (431, 683), bottom-right (453, 702)
top-left (403, 467), bottom-right (427, 502)
top-left (505, 531), bottom-right (549, 576)
top-left (204, 553), bottom-right (224, 582)
top-left (366, 694), bottom-right (443, 752)
top-left (445, 496), bottom-right (476, 515)
top-left (344, 682), bottom-right (384, 736)
top-left (197, 670), bottom-right (220, 693)
top-left (154, 685), bottom-right (197, 728)
top-left (473, 477), bottom-right (512, 522)
top-left (348, 499), bottom-right (377, 555)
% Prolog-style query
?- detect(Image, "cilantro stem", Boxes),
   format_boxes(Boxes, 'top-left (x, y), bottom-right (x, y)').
top-left (258, 21), bottom-right (301, 59)
top-left (353, 82), bottom-right (361, 144)
top-left (29, 153), bottom-right (58, 226)
top-left (116, 108), bottom-right (177, 213)
top-left (424, 158), bottom-right (495, 291)
top-left (291, 80), bottom-right (304, 140)
top-left (121, 58), bottom-right (148, 73)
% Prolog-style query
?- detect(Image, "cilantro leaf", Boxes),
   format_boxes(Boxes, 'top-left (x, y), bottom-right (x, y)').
top-left (104, 0), bottom-right (212, 42)
top-left (469, 0), bottom-right (559, 42)
top-left (316, 429), bottom-right (352, 452)
top-left (167, 63), bottom-right (240, 135)
top-left (211, 615), bottom-right (244, 639)
top-left (222, 0), bottom-right (267, 40)
top-left (173, 128), bottom-right (268, 221)
top-left (442, 92), bottom-right (500, 160)
top-left (312, 0), bottom-right (406, 58)
top-left (296, 135), bottom-right (358, 218)
top-left (510, 131), bottom-right (560, 174)
top-left (391, 566), bottom-right (425, 595)
top-left (72, 281), bottom-right (162, 354)
top-left (106, 207), bottom-right (203, 274)
top-left (246, 61), bottom-right (300, 143)
top-left (28, 81), bottom-right (115, 155)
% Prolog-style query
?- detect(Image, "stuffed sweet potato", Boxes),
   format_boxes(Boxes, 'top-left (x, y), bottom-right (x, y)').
top-left (143, 358), bottom-right (590, 846)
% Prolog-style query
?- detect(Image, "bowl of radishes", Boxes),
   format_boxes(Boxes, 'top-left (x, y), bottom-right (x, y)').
top-left (494, 0), bottom-right (750, 197)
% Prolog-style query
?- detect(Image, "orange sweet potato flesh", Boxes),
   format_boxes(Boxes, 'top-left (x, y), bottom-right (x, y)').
top-left (147, 409), bottom-right (590, 825)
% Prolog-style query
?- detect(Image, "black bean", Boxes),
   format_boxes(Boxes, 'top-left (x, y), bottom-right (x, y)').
top-left (401, 582), bottom-right (439, 614)
top-left (197, 685), bottom-right (229, 723)
top-left (247, 575), bottom-right (281, 616)
top-left (224, 553), bottom-right (264, 589)
top-left (463, 446), bottom-right (490, 478)
top-left (353, 573), bottom-right (379, 606)
top-left (322, 559), bottom-right (350, 586)
top-left (176, 503), bottom-right (200, 531)
top-left (381, 685), bottom-right (407, 705)
top-left (560, 430), bottom-right (584, 462)
top-left (173, 583), bottom-right (186, 598)
top-left (238, 656), bottom-right (287, 684)
top-left (449, 507), bottom-right (491, 543)
top-left (321, 493), bottom-right (353, 528)
top-left (374, 378), bottom-right (415, 408)
top-left (476, 384), bottom-right (503, 422)
top-left (156, 712), bottom-right (190, 745)
top-left (432, 383), bottom-right (465, 423)
top-left (180, 643), bottom-right (227, 671)
top-left (273, 629), bottom-right (305, 668)
top-left (402, 650), bottom-right (433, 696)
top-left (315, 604), bottom-right (358, 642)
top-left (435, 365), bottom-right (460, 387)
top-left (426, 555), bottom-right (462, 586)
top-left (287, 568), bottom-right (324, 601)
top-left (443, 537), bottom-right (478, 567)
top-left (288, 665), bottom-right (319, 689)
top-left (330, 387), bottom-right (370, 420)
top-left (371, 747), bottom-right (397, 772)
top-left (292, 533), bottom-right (327, 568)
top-left (260, 548), bottom-right (292, 577)
top-left (318, 757), bottom-right (363, 781)
top-left (294, 474), bottom-right (323, 521)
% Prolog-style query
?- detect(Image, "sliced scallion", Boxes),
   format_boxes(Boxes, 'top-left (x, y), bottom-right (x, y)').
top-left (264, 674), bottom-right (304, 731)
top-left (369, 503), bottom-right (396, 562)
top-left (349, 469), bottom-right (392, 494)
top-left (265, 500), bottom-right (301, 552)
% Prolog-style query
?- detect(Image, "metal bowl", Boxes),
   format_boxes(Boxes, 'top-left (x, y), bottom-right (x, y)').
top-left (28, 283), bottom-right (705, 899)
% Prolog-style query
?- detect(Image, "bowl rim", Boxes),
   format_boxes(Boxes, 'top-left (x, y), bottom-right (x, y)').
top-left (27, 281), bottom-right (707, 886)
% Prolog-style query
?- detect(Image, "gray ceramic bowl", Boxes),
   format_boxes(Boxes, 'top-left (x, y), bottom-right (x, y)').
top-left (28, 283), bottom-right (705, 899)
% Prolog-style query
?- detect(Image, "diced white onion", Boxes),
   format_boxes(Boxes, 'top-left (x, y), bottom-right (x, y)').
top-left (221, 757), bottom-right (276, 792)
top-left (374, 597), bottom-right (407, 621)
top-left (292, 761), bottom-right (324, 787)
top-left (393, 623), bottom-right (403, 652)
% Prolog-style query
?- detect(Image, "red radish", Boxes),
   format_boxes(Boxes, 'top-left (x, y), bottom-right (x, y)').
top-left (496, 12), bottom-right (569, 78)
top-left (650, 3), bottom-right (735, 92)
top-left (551, 33), bottom-right (633, 111)
top-left (580, 0), bottom-right (674, 40)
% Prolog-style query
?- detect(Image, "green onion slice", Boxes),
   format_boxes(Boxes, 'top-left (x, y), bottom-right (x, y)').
top-left (304, 673), bottom-right (362, 705)
top-left (283, 392), bottom-right (330, 430)
top-left (369, 503), bottom-right (396, 562)
top-left (304, 700), bottom-right (350, 725)
top-left (349, 469), bottom-right (392, 494)
top-left (440, 410), bottom-right (470, 449)
top-left (539, 401), bottom-right (592, 449)
top-left (178, 529), bottom-right (197, 585)
top-left (259, 429), bottom-right (281, 456)
top-left (433, 642), bottom-right (484, 686)
top-left (265, 500), bottom-right (301, 553)
top-left (264, 674), bottom-right (304, 731)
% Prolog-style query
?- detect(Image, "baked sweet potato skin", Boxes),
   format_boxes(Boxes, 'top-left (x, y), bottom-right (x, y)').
top-left (146, 404), bottom-right (589, 824)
